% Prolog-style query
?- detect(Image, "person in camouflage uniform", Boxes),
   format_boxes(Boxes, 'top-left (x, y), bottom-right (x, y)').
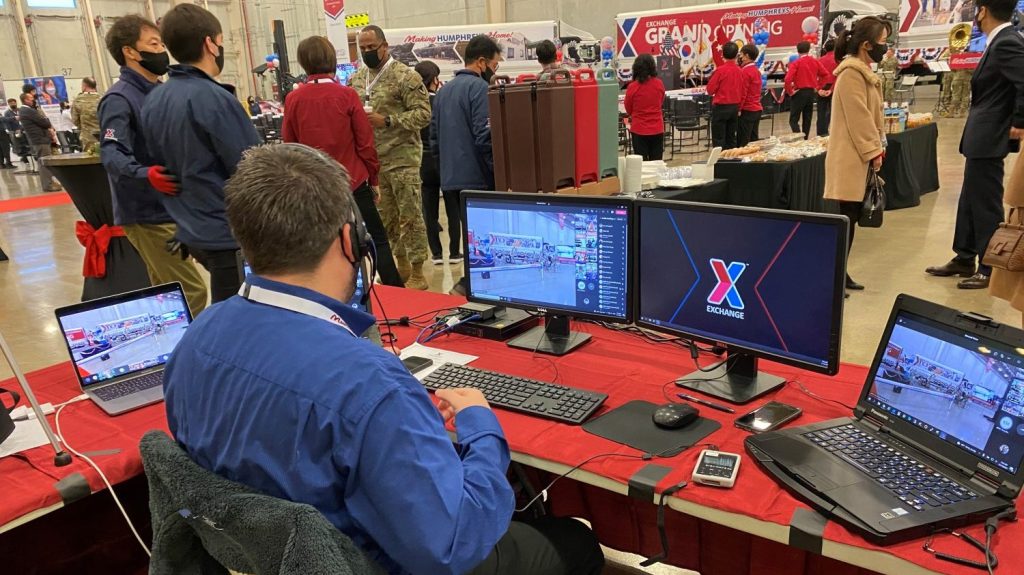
top-left (350, 26), bottom-right (431, 290)
top-left (949, 68), bottom-right (973, 117)
top-left (71, 77), bottom-right (102, 152)
top-left (878, 49), bottom-right (900, 102)
top-left (936, 68), bottom-right (954, 116)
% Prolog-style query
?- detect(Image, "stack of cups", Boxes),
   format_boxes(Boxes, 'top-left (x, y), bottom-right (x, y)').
top-left (623, 154), bottom-right (644, 193)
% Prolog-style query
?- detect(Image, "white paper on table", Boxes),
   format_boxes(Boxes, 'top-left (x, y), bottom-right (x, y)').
top-left (400, 343), bottom-right (478, 381)
top-left (0, 417), bottom-right (50, 458)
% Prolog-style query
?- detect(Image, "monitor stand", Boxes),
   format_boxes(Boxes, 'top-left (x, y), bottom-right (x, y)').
top-left (675, 350), bottom-right (785, 404)
top-left (506, 314), bottom-right (591, 356)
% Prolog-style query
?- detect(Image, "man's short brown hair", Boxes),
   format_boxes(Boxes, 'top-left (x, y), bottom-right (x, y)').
top-left (161, 4), bottom-right (222, 64)
top-left (297, 36), bottom-right (338, 76)
top-left (225, 145), bottom-right (355, 276)
top-left (105, 14), bottom-right (158, 66)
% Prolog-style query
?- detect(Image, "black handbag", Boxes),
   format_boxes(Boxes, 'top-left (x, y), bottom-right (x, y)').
top-left (859, 170), bottom-right (885, 228)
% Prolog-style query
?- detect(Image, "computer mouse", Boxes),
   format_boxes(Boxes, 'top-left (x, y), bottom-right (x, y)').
top-left (652, 403), bottom-right (700, 430)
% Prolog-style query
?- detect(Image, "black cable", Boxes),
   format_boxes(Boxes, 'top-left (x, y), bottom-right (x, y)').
top-left (640, 481), bottom-right (688, 567)
top-left (688, 341), bottom-right (728, 373)
top-left (986, 528), bottom-right (994, 575)
top-left (515, 441), bottom-right (717, 514)
top-left (529, 320), bottom-right (562, 384)
top-left (790, 379), bottom-right (857, 412)
top-left (407, 306), bottom-right (460, 322)
top-left (370, 276), bottom-right (397, 356)
top-left (984, 506), bottom-right (1016, 574)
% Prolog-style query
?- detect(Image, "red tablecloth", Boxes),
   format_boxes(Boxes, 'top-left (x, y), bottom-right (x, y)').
top-left (2, 286), bottom-right (1020, 575)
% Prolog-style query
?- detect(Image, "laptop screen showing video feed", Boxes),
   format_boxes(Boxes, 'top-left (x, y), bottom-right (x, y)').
top-left (464, 196), bottom-right (630, 320)
top-left (866, 311), bottom-right (1024, 474)
top-left (58, 288), bottom-right (191, 387)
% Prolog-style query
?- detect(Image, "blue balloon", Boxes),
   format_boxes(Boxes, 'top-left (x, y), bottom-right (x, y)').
top-left (788, 54), bottom-right (799, 63)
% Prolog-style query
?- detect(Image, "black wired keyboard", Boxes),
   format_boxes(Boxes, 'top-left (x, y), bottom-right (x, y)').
top-left (421, 363), bottom-right (607, 425)
top-left (805, 424), bottom-right (979, 512)
top-left (92, 371), bottom-right (164, 401)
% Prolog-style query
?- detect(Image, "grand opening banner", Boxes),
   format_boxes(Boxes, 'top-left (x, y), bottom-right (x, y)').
top-left (616, 0), bottom-right (822, 62)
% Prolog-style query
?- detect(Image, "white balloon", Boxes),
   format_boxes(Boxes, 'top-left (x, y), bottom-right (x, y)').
top-left (801, 16), bottom-right (820, 34)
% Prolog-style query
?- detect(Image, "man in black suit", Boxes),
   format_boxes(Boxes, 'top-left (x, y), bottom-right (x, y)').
top-left (926, 0), bottom-right (1024, 289)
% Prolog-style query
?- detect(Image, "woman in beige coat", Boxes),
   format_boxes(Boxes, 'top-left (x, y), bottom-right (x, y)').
top-left (990, 155), bottom-right (1024, 325)
top-left (824, 16), bottom-right (890, 292)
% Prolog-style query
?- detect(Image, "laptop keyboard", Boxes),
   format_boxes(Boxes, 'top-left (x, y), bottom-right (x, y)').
top-left (805, 424), bottom-right (979, 512)
top-left (92, 372), bottom-right (163, 402)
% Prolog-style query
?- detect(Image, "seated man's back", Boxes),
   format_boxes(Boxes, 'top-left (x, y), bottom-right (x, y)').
top-left (165, 142), bottom-right (603, 575)
top-left (166, 274), bottom-right (516, 575)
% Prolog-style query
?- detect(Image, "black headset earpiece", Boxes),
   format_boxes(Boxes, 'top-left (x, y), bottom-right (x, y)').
top-left (348, 205), bottom-right (371, 265)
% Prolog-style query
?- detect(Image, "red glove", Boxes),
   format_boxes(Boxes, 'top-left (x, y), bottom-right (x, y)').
top-left (147, 166), bottom-right (180, 196)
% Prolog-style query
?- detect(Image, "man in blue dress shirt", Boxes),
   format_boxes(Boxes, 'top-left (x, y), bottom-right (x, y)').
top-left (163, 143), bottom-right (604, 575)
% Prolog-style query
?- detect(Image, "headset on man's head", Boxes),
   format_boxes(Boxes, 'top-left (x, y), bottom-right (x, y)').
top-left (275, 143), bottom-right (377, 306)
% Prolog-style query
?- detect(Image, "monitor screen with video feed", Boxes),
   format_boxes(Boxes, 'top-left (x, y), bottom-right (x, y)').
top-left (635, 201), bottom-right (847, 373)
top-left (866, 312), bottom-right (1024, 474)
top-left (336, 62), bottom-right (359, 85)
top-left (463, 192), bottom-right (631, 322)
top-left (57, 286), bottom-right (192, 387)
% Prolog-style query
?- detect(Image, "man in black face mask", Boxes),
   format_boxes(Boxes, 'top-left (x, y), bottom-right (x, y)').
top-left (99, 14), bottom-right (208, 316)
top-left (927, 0), bottom-right (1024, 290)
top-left (349, 25), bottom-right (432, 290)
top-left (430, 35), bottom-right (500, 296)
top-left (141, 4), bottom-right (261, 305)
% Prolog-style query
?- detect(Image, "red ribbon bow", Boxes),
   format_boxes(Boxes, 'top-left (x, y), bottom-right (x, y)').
top-left (75, 221), bottom-right (126, 278)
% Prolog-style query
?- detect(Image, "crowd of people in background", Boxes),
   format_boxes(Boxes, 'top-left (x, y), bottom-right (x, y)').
top-left (73, 6), bottom-right (602, 573)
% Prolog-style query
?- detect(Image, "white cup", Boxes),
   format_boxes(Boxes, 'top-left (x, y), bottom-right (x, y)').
top-left (363, 104), bottom-right (374, 114)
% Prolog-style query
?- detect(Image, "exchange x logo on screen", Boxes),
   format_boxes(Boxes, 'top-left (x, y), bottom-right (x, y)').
top-left (708, 259), bottom-right (746, 310)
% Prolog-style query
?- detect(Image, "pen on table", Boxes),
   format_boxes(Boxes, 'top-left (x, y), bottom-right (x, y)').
top-left (677, 393), bottom-right (735, 414)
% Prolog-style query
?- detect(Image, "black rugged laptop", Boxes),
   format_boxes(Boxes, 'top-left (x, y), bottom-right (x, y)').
top-left (747, 294), bottom-right (1024, 544)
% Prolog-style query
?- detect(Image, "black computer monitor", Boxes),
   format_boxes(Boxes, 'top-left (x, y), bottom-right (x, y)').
top-left (462, 191), bottom-right (632, 355)
top-left (635, 200), bottom-right (848, 403)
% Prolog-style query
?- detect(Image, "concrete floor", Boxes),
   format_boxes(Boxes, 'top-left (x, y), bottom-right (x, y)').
top-left (1, 96), bottom-right (1020, 575)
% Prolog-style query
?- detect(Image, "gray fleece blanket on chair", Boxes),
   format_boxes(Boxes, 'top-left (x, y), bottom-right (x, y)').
top-left (140, 430), bottom-right (384, 575)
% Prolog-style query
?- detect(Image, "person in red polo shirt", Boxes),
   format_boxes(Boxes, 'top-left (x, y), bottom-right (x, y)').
top-left (784, 41), bottom-right (829, 139)
top-left (282, 35), bottom-right (404, 287)
top-left (817, 39), bottom-right (839, 137)
top-left (737, 44), bottom-right (764, 147)
top-left (706, 42), bottom-right (745, 149)
top-left (625, 54), bottom-right (666, 161)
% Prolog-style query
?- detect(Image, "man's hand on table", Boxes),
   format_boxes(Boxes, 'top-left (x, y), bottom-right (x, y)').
top-left (435, 388), bottom-right (490, 422)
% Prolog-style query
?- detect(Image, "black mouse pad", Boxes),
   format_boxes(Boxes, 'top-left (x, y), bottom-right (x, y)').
top-left (582, 400), bottom-right (722, 457)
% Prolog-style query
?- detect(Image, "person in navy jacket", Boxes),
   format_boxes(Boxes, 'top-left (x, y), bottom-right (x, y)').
top-left (430, 35), bottom-right (499, 296)
top-left (141, 4), bottom-right (260, 304)
top-left (165, 143), bottom-right (604, 575)
top-left (99, 14), bottom-right (208, 316)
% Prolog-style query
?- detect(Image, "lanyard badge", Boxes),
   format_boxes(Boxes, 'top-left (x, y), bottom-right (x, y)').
top-left (240, 283), bottom-right (356, 338)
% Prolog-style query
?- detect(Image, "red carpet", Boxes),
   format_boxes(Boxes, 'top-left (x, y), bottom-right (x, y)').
top-left (0, 192), bottom-right (72, 213)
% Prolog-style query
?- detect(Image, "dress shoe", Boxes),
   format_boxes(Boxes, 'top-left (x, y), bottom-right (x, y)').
top-left (926, 259), bottom-right (976, 278)
top-left (957, 273), bottom-right (990, 290)
top-left (846, 277), bottom-right (864, 290)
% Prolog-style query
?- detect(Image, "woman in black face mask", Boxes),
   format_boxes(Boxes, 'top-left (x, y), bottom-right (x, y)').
top-left (823, 16), bottom-right (891, 294)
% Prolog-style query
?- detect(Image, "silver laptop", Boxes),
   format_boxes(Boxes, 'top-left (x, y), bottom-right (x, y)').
top-left (55, 283), bottom-right (193, 415)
